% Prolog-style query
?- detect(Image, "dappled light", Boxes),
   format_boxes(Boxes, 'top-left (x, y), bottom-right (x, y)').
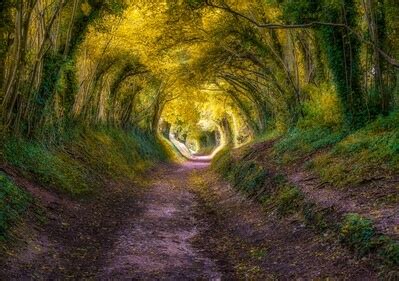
top-left (1, 0), bottom-right (399, 279)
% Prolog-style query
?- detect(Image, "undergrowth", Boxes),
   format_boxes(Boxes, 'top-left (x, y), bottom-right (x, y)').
top-left (0, 126), bottom-right (167, 197)
top-left (340, 213), bottom-right (375, 255)
top-left (0, 172), bottom-right (30, 240)
top-left (212, 148), bottom-right (268, 196)
top-left (273, 126), bottom-right (344, 164)
top-left (311, 111), bottom-right (399, 188)
top-left (212, 146), bottom-right (399, 269)
top-left (275, 185), bottom-right (303, 216)
top-left (339, 213), bottom-right (399, 267)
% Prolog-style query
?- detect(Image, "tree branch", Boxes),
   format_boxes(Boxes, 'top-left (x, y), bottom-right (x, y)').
top-left (205, 0), bottom-right (399, 68)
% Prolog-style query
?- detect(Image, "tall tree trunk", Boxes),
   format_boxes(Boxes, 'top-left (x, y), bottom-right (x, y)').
top-left (363, 0), bottom-right (389, 114)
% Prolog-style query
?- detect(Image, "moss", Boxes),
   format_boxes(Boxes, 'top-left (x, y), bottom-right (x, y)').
top-left (340, 213), bottom-right (375, 255)
top-left (2, 127), bottom-right (167, 197)
top-left (0, 172), bottom-right (30, 240)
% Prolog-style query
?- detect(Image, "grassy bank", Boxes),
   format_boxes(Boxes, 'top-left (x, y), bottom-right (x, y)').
top-left (267, 111), bottom-right (399, 187)
top-left (0, 126), bottom-right (169, 239)
top-left (212, 113), bottom-right (399, 272)
top-left (0, 127), bottom-right (167, 197)
top-left (0, 173), bottom-right (31, 241)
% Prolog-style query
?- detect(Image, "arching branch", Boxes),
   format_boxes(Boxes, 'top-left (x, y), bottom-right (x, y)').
top-left (205, 0), bottom-right (399, 68)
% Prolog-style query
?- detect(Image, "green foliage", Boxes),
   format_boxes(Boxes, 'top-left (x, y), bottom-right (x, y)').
top-left (2, 127), bottom-right (167, 197)
top-left (340, 213), bottom-right (375, 255)
top-left (318, 0), bottom-right (366, 129)
top-left (213, 148), bottom-right (302, 216)
top-left (312, 111), bottom-right (399, 187)
top-left (340, 214), bottom-right (399, 266)
top-left (211, 148), bottom-right (234, 177)
top-left (36, 54), bottom-right (64, 108)
top-left (0, 173), bottom-right (30, 240)
top-left (281, 0), bottom-right (369, 128)
top-left (186, 0), bottom-right (206, 9)
top-left (300, 83), bottom-right (343, 129)
top-left (68, 127), bottom-right (167, 181)
top-left (275, 185), bottom-right (303, 216)
top-left (255, 129), bottom-right (281, 143)
top-left (272, 83), bottom-right (345, 163)
top-left (273, 127), bottom-right (344, 163)
top-left (3, 138), bottom-right (90, 196)
top-left (378, 237), bottom-right (399, 266)
top-left (281, 0), bottom-right (320, 24)
top-left (212, 148), bottom-right (268, 195)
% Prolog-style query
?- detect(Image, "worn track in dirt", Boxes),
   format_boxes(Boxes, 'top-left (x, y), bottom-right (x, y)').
top-left (1, 160), bottom-right (378, 280)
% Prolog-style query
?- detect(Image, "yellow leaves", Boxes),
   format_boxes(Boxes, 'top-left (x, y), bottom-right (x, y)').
top-left (81, 1), bottom-right (92, 16)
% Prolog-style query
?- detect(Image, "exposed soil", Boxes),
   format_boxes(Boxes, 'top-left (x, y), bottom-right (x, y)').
top-left (246, 141), bottom-right (399, 240)
top-left (189, 167), bottom-right (378, 280)
top-left (0, 160), bottom-right (379, 280)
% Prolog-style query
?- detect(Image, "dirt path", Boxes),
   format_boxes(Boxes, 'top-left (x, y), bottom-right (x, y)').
top-left (1, 161), bottom-right (378, 280)
top-left (98, 161), bottom-right (221, 279)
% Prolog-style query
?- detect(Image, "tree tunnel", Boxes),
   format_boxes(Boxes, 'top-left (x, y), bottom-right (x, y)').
top-left (2, 1), bottom-right (399, 278)
top-left (1, 0), bottom-right (399, 155)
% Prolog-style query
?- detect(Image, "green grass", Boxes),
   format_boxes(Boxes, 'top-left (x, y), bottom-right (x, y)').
top-left (212, 121), bottom-right (399, 270)
top-left (378, 236), bottom-right (399, 267)
top-left (340, 213), bottom-right (375, 255)
top-left (311, 111), bottom-right (399, 187)
top-left (3, 138), bottom-right (89, 196)
top-left (212, 144), bottom-right (399, 269)
top-left (255, 129), bottom-right (281, 143)
top-left (339, 213), bottom-right (399, 266)
top-left (273, 127), bottom-right (344, 164)
top-left (212, 149), bottom-right (268, 196)
top-left (275, 185), bottom-right (303, 216)
top-left (0, 172), bottom-right (30, 240)
top-left (1, 126), bottom-right (167, 197)
top-left (211, 148), bottom-right (234, 177)
top-left (229, 160), bottom-right (268, 194)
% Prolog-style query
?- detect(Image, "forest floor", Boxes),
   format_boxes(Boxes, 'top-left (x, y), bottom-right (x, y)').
top-left (0, 160), bottom-right (379, 280)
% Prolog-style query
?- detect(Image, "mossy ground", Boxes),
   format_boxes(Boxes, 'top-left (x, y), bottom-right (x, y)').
top-left (0, 127), bottom-right (167, 197)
